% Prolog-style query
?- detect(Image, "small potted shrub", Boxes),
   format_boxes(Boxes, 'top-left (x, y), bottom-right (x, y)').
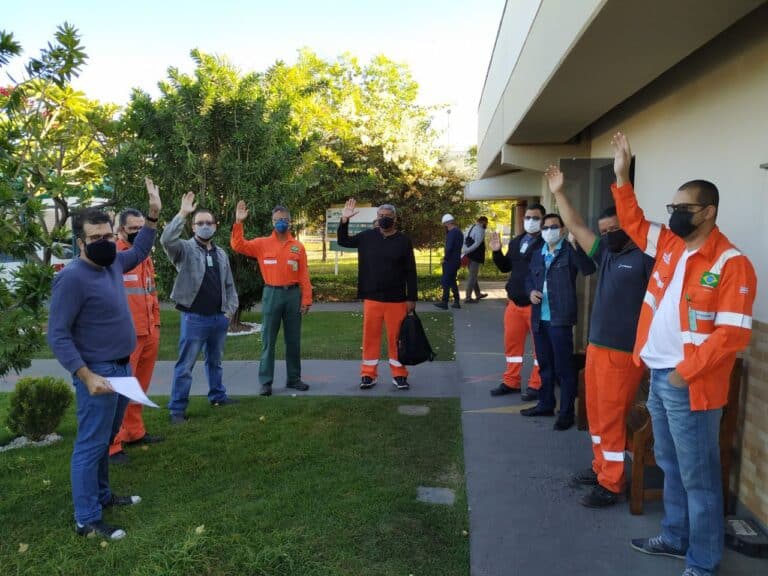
top-left (6, 376), bottom-right (73, 441)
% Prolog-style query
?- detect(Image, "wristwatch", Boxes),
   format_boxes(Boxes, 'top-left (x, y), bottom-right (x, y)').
top-left (146, 215), bottom-right (159, 223)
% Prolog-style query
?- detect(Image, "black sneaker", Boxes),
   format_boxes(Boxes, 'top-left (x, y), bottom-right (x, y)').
top-left (451, 302), bottom-right (461, 309)
top-left (109, 451), bottom-right (129, 465)
top-left (103, 494), bottom-right (142, 508)
top-left (393, 376), bottom-right (410, 390)
top-left (630, 535), bottom-right (686, 559)
top-left (433, 302), bottom-right (448, 310)
top-left (76, 520), bottom-right (126, 540)
top-left (126, 434), bottom-right (164, 446)
top-left (553, 415), bottom-right (575, 431)
top-left (570, 468), bottom-right (599, 487)
top-left (260, 384), bottom-right (272, 396)
top-left (211, 397), bottom-right (239, 407)
top-left (287, 380), bottom-right (309, 391)
top-left (169, 413), bottom-right (188, 425)
top-left (521, 388), bottom-right (539, 402)
top-left (520, 406), bottom-right (555, 417)
top-left (360, 376), bottom-right (376, 389)
top-left (490, 383), bottom-right (520, 396)
top-left (478, 293), bottom-right (489, 299)
top-left (580, 485), bottom-right (620, 508)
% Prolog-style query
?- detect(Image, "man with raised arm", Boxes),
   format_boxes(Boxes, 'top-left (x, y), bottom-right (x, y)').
top-left (546, 165), bottom-right (653, 507)
top-left (337, 198), bottom-right (417, 390)
top-left (161, 193), bottom-right (239, 424)
top-left (611, 132), bottom-right (756, 576)
top-left (230, 202), bottom-right (312, 396)
top-left (47, 177), bottom-right (160, 541)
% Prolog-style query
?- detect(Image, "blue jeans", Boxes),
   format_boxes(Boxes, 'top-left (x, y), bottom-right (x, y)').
top-left (532, 321), bottom-right (576, 417)
top-left (648, 368), bottom-right (723, 575)
top-left (71, 361), bottom-right (130, 524)
top-left (168, 312), bottom-right (229, 415)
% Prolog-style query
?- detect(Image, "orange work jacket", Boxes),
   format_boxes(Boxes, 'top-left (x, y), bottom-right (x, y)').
top-left (118, 238), bottom-right (160, 336)
top-left (612, 182), bottom-right (756, 410)
top-left (230, 223), bottom-right (313, 307)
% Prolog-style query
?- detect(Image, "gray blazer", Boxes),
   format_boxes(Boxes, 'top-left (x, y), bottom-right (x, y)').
top-left (160, 215), bottom-right (239, 317)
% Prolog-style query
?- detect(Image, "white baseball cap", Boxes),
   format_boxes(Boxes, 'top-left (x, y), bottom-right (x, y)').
top-left (441, 213), bottom-right (455, 224)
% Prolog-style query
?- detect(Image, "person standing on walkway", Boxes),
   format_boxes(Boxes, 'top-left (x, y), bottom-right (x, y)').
top-left (545, 166), bottom-right (654, 507)
top-left (523, 213), bottom-right (596, 430)
top-left (488, 204), bottom-right (546, 400)
top-left (47, 177), bottom-right (161, 540)
top-left (435, 213), bottom-right (463, 309)
top-left (338, 198), bottom-right (417, 390)
top-left (231, 202), bottom-right (312, 397)
top-left (461, 216), bottom-right (489, 303)
top-left (108, 208), bottom-right (164, 464)
top-left (611, 133), bottom-right (756, 576)
top-left (161, 193), bottom-right (239, 425)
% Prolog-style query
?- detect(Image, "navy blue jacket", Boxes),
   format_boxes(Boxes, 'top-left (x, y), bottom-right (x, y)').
top-left (526, 240), bottom-right (596, 330)
top-left (493, 233), bottom-right (543, 306)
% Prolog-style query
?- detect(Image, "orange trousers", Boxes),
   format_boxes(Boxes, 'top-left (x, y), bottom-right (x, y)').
top-left (109, 330), bottom-right (160, 456)
top-left (361, 300), bottom-right (408, 380)
top-left (585, 343), bottom-right (644, 493)
top-left (503, 301), bottom-right (541, 390)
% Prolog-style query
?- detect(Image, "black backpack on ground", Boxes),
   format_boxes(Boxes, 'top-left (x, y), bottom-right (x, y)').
top-left (397, 312), bottom-right (436, 365)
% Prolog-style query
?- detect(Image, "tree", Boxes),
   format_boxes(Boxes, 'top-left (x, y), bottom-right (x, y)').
top-left (108, 50), bottom-right (305, 325)
top-left (0, 23), bottom-right (101, 375)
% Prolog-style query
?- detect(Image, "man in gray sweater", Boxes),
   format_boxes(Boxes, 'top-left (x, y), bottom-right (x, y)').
top-left (47, 177), bottom-right (161, 541)
top-left (161, 192), bottom-right (239, 424)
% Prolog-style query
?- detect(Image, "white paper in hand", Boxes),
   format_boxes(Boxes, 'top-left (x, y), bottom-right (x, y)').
top-left (108, 377), bottom-right (159, 408)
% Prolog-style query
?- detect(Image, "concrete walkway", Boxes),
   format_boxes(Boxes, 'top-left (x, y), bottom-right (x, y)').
top-left (7, 284), bottom-right (764, 575)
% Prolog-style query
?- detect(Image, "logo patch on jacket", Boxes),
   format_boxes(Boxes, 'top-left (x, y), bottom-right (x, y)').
top-left (700, 272), bottom-right (720, 288)
top-left (290, 245), bottom-right (300, 253)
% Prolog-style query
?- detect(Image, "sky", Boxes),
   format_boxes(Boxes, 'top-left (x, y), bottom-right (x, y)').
top-left (2, 0), bottom-right (504, 150)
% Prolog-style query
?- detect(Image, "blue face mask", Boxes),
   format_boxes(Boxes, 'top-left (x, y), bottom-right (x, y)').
top-left (274, 219), bottom-right (289, 233)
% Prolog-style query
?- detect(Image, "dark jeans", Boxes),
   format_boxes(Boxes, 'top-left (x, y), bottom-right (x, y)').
top-left (532, 321), bottom-right (576, 418)
top-left (71, 361), bottom-right (130, 524)
top-left (441, 262), bottom-right (460, 303)
top-left (168, 312), bottom-right (229, 415)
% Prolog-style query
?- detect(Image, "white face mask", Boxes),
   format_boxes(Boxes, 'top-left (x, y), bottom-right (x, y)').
top-left (541, 228), bottom-right (561, 245)
top-left (523, 218), bottom-right (541, 234)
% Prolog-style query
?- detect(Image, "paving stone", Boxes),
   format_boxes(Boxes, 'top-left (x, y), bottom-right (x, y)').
top-left (398, 405), bottom-right (431, 416)
top-left (417, 486), bottom-right (455, 505)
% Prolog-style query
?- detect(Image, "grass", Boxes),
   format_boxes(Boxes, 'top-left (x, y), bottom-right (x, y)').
top-left (0, 394), bottom-right (468, 576)
top-left (34, 310), bottom-right (456, 362)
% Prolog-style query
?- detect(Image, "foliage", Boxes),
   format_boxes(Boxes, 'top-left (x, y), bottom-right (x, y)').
top-left (0, 24), bottom-right (112, 376)
top-left (6, 376), bottom-right (73, 440)
top-left (108, 50), bottom-right (306, 321)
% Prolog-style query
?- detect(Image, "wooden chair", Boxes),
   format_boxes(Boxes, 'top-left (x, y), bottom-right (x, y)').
top-left (627, 358), bottom-right (743, 515)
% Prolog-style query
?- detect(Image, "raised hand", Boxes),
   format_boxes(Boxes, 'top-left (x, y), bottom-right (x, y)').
top-left (145, 177), bottom-right (162, 216)
top-left (612, 131), bottom-right (632, 186)
top-left (179, 191), bottom-right (197, 217)
top-left (545, 165), bottom-right (564, 195)
top-left (489, 231), bottom-right (502, 252)
top-left (236, 200), bottom-right (249, 223)
top-left (341, 198), bottom-right (359, 222)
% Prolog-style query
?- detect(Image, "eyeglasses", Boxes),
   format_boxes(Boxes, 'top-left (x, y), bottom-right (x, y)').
top-left (272, 218), bottom-right (290, 224)
top-left (600, 227), bottom-right (622, 235)
top-left (524, 216), bottom-right (541, 221)
top-left (194, 220), bottom-right (216, 226)
top-left (666, 203), bottom-right (709, 215)
top-left (541, 225), bottom-right (560, 231)
top-left (85, 233), bottom-right (115, 243)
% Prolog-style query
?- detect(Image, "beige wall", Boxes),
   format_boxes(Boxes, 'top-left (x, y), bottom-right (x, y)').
top-left (586, 10), bottom-right (768, 525)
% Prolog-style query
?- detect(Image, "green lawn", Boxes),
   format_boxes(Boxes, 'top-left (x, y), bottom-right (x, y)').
top-left (0, 395), bottom-right (468, 576)
top-left (35, 310), bottom-right (456, 362)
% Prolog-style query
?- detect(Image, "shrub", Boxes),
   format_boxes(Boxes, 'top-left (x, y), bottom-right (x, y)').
top-left (6, 376), bottom-right (73, 440)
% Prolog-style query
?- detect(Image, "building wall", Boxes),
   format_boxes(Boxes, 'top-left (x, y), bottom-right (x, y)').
top-left (586, 8), bottom-right (768, 524)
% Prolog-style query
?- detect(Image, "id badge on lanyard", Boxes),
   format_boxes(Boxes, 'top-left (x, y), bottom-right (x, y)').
top-left (206, 254), bottom-right (213, 268)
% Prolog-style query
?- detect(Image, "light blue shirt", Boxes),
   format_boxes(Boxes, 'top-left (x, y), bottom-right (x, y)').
top-left (540, 237), bottom-right (564, 322)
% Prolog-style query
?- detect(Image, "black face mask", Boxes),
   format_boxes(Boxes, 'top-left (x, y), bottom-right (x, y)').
top-left (378, 217), bottom-right (395, 230)
top-left (669, 210), bottom-right (699, 239)
top-left (85, 239), bottom-right (117, 267)
top-left (605, 229), bottom-right (630, 253)
top-left (126, 231), bottom-right (139, 244)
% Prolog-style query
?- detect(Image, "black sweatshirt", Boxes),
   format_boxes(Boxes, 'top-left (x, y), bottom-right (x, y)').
top-left (337, 222), bottom-right (418, 302)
